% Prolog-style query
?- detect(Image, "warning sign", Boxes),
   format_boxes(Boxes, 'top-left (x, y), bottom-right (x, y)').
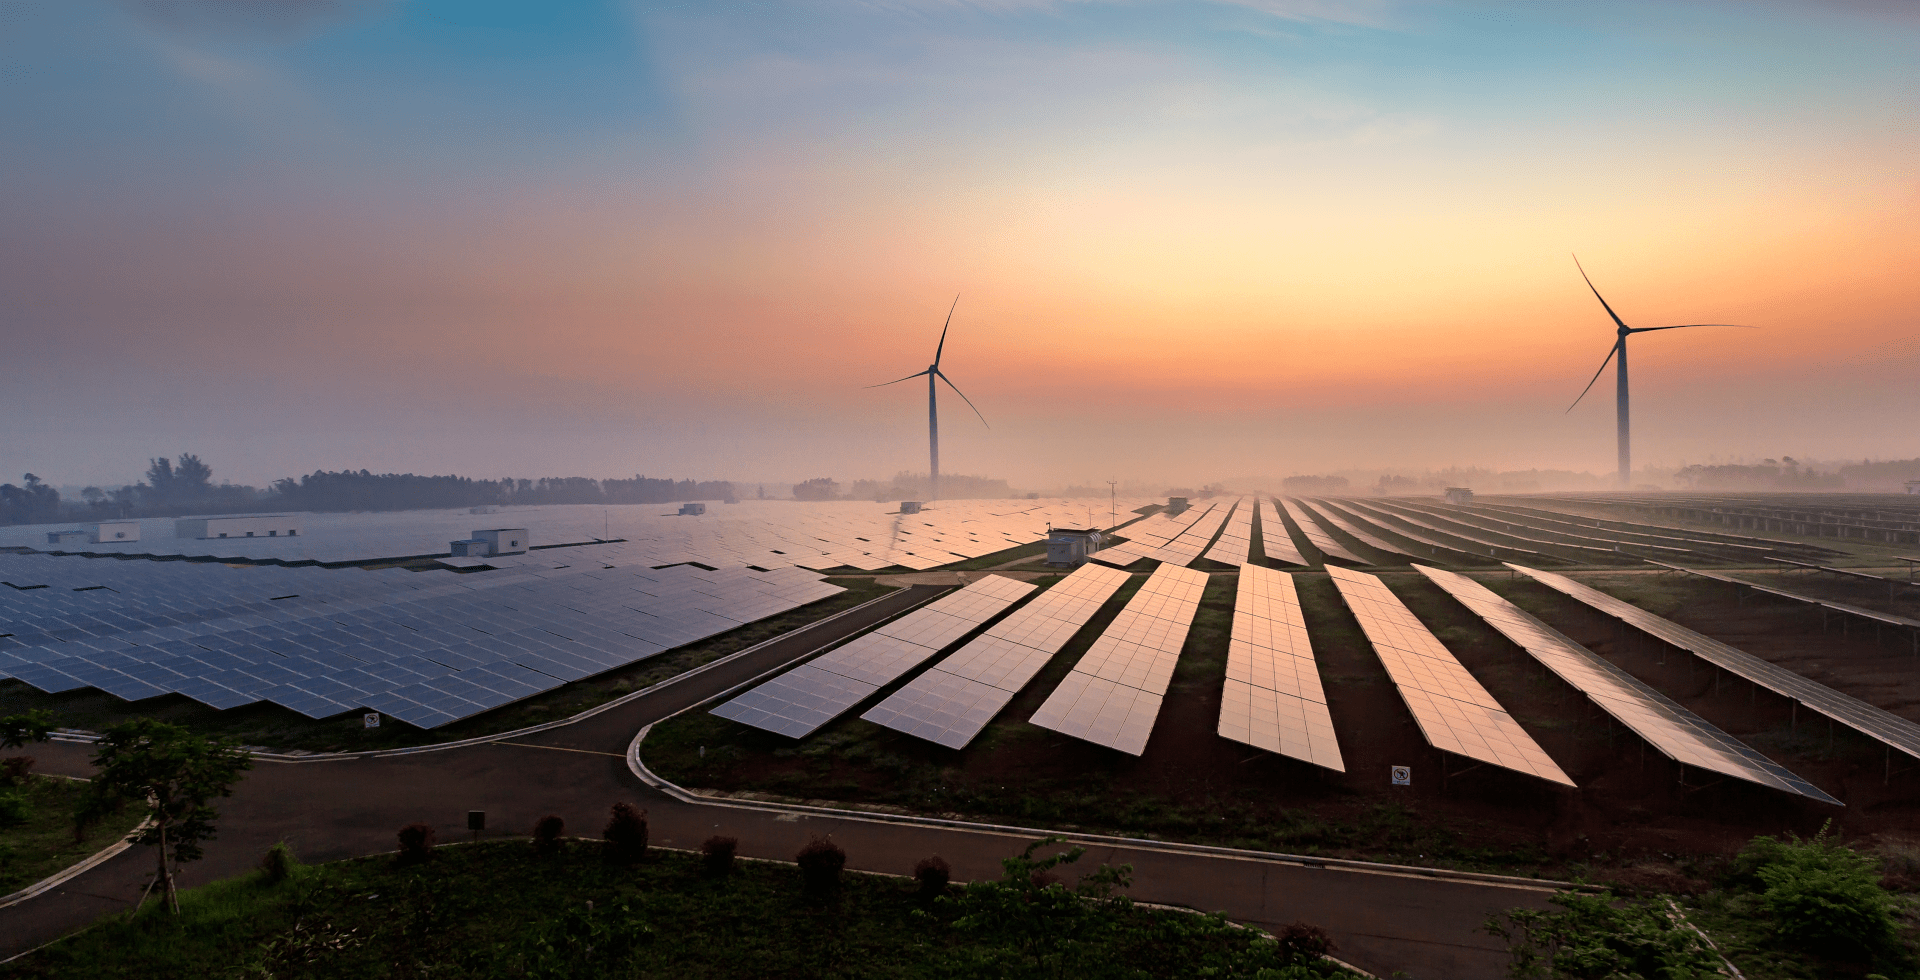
top-left (1391, 765), bottom-right (1411, 786)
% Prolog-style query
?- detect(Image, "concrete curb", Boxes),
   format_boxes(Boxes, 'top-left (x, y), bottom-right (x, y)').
top-left (0, 816), bottom-right (154, 911)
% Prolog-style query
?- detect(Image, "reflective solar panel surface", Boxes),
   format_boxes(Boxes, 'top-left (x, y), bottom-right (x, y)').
top-left (1299, 499), bottom-right (1419, 561)
top-left (709, 573), bottom-right (1035, 738)
top-left (0, 550), bottom-right (842, 729)
top-left (1508, 563), bottom-right (1920, 762)
top-left (1218, 565), bottom-right (1343, 770)
top-left (1156, 498), bottom-right (1236, 566)
top-left (862, 563), bottom-right (1130, 748)
top-left (1028, 563), bottom-right (1209, 755)
top-left (1276, 497), bottom-right (1365, 565)
top-left (1417, 565), bottom-right (1835, 803)
top-left (1091, 506), bottom-right (1207, 568)
top-left (1201, 498), bottom-right (1252, 567)
top-left (1256, 498), bottom-right (1308, 566)
top-left (1325, 565), bottom-right (1573, 786)
top-left (1335, 499), bottom-right (1522, 561)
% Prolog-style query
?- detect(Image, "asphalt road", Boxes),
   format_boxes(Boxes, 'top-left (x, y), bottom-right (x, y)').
top-left (4, 581), bottom-right (1552, 978)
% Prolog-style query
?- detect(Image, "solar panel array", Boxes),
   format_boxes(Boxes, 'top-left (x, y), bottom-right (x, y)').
top-left (1416, 566), bottom-right (1837, 803)
top-left (1648, 561), bottom-right (1920, 633)
top-left (1341, 500), bottom-right (1538, 562)
top-left (1257, 498), bottom-right (1309, 566)
top-left (1277, 497), bottom-right (1365, 565)
top-left (1300, 499), bottom-right (1420, 562)
top-left (1029, 563), bottom-right (1210, 755)
top-left (1326, 565), bottom-right (1573, 785)
top-left (5, 497), bottom-right (1157, 570)
top-left (1090, 505), bottom-right (1204, 568)
top-left (1218, 565), bottom-right (1343, 770)
top-left (861, 563), bottom-right (1131, 748)
top-left (1202, 498), bottom-right (1254, 567)
top-left (1154, 498), bottom-right (1236, 566)
top-left (1508, 563), bottom-right (1920, 763)
top-left (0, 551), bottom-right (842, 728)
top-left (709, 574), bottom-right (1035, 738)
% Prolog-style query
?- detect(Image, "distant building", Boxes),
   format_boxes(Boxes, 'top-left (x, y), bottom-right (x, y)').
top-left (1046, 527), bottom-right (1103, 567)
top-left (899, 501), bottom-right (923, 514)
top-left (1444, 487), bottom-right (1474, 505)
top-left (1908, 480), bottom-right (1920, 496)
top-left (94, 521), bottom-right (139, 543)
top-left (175, 515), bottom-right (302, 540)
top-left (679, 503), bottom-right (707, 516)
top-left (469, 505), bottom-right (498, 515)
top-left (451, 528), bottom-right (529, 557)
top-left (1167, 496), bottom-right (1189, 514)
top-left (45, 529), bottom-right (89, 547)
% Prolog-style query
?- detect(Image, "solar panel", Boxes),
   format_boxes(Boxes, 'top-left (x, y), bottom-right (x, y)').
top-left (1256, 498), bottom-right (1308, 566)
top-left (1416, 565), bottom-right (1836, 803)
top-left (862, 563), bottom-right (1130, 748)
top-left (1154, 499), bottom-right (1235, 566)
top-left (1326, 565), bottom-right (1573, 786)
top-left (1218, 565), bottom-right (1343, 770)
top-left (710, 573), bottom-right (1036, 738)
top-left (1200, 498), bottom-right (1252, 567)
top-left (1091, 506), bottom-right (1209, 568)
top-left (1028, 563), bottom-right (1209, 755)
top-left (1507, 563), bottom-right (1920, 764)
top-left (1299, 499), bottom-right (1420, 562)
top-left (1276, 497), bottom-right (1365, 565)
top-left (1335, 499), bottom-right (1522, 562)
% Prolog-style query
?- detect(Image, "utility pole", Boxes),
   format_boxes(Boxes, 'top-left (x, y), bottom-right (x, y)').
top-left (1107, 480), bottom-right (1117, 529)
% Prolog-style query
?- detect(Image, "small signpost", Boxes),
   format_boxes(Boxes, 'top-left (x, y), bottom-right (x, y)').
top-left (364, 712), bottom-right (380, 729)
top-left (1391, 765), bottom-right (1411, 786)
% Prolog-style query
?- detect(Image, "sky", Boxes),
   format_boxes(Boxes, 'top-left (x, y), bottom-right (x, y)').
top-left (2, 0), bottom-right (1916, 492)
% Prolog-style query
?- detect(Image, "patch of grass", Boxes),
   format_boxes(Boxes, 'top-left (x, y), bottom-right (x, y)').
top-left (0, 773), bottom-right (146, 895)
top-left (0, 577), bottom-right (900, 754)
top-left (9, 839), bottom-right (1364, 979)
top-left (945, 542), bottom-right (1048, 571)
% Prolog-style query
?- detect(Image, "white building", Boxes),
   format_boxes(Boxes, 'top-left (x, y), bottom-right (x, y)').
top-left (46, 529), bottom-right (89, 547)
top-left (475, 528), bottom-right (529, 554)
top-left (1907, 480), bottom-right (1920, 496)
top-left (1444, 487), bottom-right (1474, 505)
top-left (1046, 527), bottom-right (1103, 567)
top-left (899, 501), bottom-right (923, 514)
top-left (93, 521), bottom-right (139, 543)
top-left (679, 503), bottom-right (707, 516)
top-left (175, 515), bottom-right (303, 540)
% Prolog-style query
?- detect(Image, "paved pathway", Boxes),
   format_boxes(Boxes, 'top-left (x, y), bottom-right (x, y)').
top-left (4, 582), bottom-right (1551, 978)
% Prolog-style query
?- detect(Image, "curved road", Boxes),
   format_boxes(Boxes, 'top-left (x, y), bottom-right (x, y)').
top-left (4, 583), bottom-right (1549, 978)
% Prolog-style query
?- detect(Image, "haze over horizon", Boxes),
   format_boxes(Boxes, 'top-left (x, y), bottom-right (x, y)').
top-left (5, 0), bottom-right (1916, 491)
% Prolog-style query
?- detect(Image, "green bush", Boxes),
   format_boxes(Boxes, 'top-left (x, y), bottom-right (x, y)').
top-left (1734, 823), bottom-right (1897, 960)
top-left (1484, 890), bottom-right (1723, 979)
top-left (0, 789), bottom-right (31, 827)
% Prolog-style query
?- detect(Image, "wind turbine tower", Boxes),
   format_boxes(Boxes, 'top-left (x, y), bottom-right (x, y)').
top-left (1565, 256), bottom-right (1750, 488)
top-left (867, 295), bottom-right (988, 501)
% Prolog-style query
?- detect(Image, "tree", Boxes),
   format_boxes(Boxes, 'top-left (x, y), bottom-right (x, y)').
top-left (0, 475), bottom-right (61, 525)
top-left (1, 709), bottom-right (54, 750)
top-left (142, 457), bottom-right (177, 505)
top-left (173, 454), bottom-right (213, 495)
top-left (81, 486), bottom-right (107, 510)
top-left (791, 478), bottom-right (838, 501)
top-left (83, 719), bottom-right (252, 913)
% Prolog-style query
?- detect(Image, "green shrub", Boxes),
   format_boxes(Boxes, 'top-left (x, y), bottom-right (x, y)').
top-left (1735, 823), bottom-right (1897, 960)
top-left (1484, 890), bottom-right (1723, 979)
top-left (0, 789), bottom-right (30, 827)
top-left (259, 842), bottom-right (298, 884)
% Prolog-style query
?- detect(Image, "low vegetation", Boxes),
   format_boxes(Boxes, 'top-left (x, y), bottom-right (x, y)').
top-left (0, 772), bottom-right (147, 896)
top-left (1489, 825), bottom-right (1919, 980)
top-left (7, 833), bottom-right (1364, 979)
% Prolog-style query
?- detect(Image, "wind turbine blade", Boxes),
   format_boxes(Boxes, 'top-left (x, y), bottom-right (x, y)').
top-left (864, 369), bottom-right (932, 389)
top-left (1572, 254), bottom-right (1629, 331)
top-left (1565, 343), bottom-right (1619, 414)
top-left (1628, 323), bottom-right (1755, 334)
top-left (933, 293), bottom-right (959, 367)
top-left (935, 369), bottom-right (989, 428)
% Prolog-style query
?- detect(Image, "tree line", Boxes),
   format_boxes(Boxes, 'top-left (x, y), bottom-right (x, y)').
top-left (0, 454), bottom-right (739, 525)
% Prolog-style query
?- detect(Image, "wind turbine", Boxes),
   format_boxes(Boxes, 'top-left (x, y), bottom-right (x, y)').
top-left (866, 295), bottom-right (988, 501)
top-left (1565, 256), bottom-right (1751, 488)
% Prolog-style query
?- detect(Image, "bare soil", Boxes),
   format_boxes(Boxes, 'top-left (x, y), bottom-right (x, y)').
top-left (647, 568), bottom-right (1920, 888)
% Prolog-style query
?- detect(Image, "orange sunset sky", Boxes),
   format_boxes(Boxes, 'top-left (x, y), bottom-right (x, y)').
top-left (3, 0), bottom-right (1917, 490)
